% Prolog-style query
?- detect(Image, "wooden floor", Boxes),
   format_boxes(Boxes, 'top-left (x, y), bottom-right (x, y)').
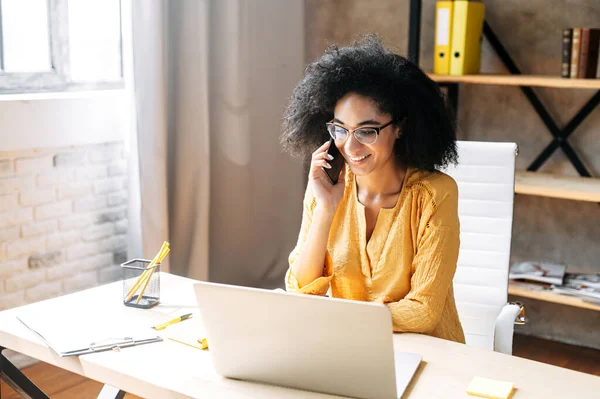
top-left (512, 334), bottom-right (600, 376)
top-left (2, 335), bottom-right (599, 398)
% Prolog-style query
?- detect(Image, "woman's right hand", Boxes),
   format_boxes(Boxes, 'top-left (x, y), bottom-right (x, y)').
top-left (309, 141), bottom-right (346, 215)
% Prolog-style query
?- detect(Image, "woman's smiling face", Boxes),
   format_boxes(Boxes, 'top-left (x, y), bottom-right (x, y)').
top-left (332, 92), bottom-right (399, 177)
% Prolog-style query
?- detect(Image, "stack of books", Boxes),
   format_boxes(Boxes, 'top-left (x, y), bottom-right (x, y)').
top-left (433, 0), bottom-right (485, 76)
top-left (562, 28), bottom-right (600, 79)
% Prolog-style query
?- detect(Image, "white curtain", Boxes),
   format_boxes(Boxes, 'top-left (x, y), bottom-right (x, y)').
top-left (128, 1), bottom-right (171, 273)
top-left (127, 0), bottom-right (304, 287)
top-left (128, 0), bottom-right (210, 279)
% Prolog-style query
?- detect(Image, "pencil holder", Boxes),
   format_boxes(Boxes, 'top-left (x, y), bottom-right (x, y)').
top-left (122, 259), bottom-right (160, 309)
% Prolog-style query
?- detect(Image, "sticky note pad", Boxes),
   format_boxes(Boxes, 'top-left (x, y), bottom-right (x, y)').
top-left (467, 376), bottom-right (514, 399)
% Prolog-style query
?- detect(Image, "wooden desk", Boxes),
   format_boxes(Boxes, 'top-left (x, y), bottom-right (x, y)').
top-left (0, 273), bottom-right (598, 398)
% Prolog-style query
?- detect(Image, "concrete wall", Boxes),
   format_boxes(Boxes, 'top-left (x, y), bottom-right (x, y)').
top-left (307, 0), bottom-right (600, 348)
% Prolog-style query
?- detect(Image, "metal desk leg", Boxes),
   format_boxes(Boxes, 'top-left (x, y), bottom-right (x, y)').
top-left (97, 384), bottom-right (126, 399)
top-left (0, 347), bottom-right (49, 399)
top-left (1, 347), bottom-right (125, 399)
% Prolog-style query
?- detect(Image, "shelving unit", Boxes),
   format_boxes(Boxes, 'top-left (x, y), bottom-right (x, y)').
top-left (429, 73), bottom-right (600, 89)
top-left (409, 0), bottom-right (600, 311)
top-left (515, 171), bottom-right (600, 202)
top-left (508, 282), bottom-right (600, 312)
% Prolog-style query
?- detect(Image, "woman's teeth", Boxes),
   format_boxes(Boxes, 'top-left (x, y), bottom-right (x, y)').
top-left (349, 154), bottom-right (370, 163)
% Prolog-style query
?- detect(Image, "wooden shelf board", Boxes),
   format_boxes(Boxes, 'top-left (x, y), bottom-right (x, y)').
top-left (514, 171), bottom-right (600, 202)
top-left (508, 282), bottom-right (600, 312)
top-left (429, 73), bottom-right (600, 89)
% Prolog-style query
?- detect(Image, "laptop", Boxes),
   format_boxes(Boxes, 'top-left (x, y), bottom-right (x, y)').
top-left (193, 281), bottom-right (422, 399)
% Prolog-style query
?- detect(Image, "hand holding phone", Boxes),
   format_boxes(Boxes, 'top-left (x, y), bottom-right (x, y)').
top-left (322, 138), bottom-right (345, 185)
top-left (308, 140), bottom-right (346, 214)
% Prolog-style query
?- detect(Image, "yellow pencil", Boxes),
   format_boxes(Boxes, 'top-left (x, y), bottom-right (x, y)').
top-left (125, 242), bottom-right (170, 303)
top-left (168, 337), bottom-right (204, 350)
top-left (136, 246), bottom-right (170, 303)
top-left (126, 245), bottom-right (164, 299)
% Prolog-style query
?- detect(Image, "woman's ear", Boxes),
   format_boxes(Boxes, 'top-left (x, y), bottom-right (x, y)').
top-left (395, 118), bottom-right (407, 139)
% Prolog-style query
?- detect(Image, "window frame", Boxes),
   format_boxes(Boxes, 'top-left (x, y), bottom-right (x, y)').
top-left (0, 0), bottom-right (124, 95)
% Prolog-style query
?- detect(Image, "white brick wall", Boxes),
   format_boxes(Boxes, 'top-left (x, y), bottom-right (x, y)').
top-left (0, 226), bottom-right (19, 242)
top-left (0, 193), bottom-right (18, 211)
top-left (0, 175), bottom-right (35, 193)
top-left (73, 195), bottom-right (108, 213)
top-left (20, 188), bottom-right (56, 206)
top-left (37, 170), bottom-right (75, 187)
top-left (76, 165), bottom-right (108, 181)
top-left (58, 183), bottom-right (93, 200)
top-left (0, 208), bottom-right (33, 229)
top-left (21, 220), bottom-right (58, 238)
top-left (63, 270), bottom-right (98, 292)
top-left (94, 178), bottom-right (124, 194)
top-left (108, 161), bottom-right (127, 177)
top-left (59, 213), bottom-right (95, 231)
top-left (25, 280), bottom-right (63, 302)
top-left (7, 237), bottom-right (46, 258)
top-left (0, 159), bottom-right (12, 175)
top-left (15, 156), bottom-right (54, 174)
top-left (82, 223), bottom-right (115, 241)
top-left (47, 230), bottom-right (81, 251)
top-left (0, 142), bottom-right (128, 312)
top-left (5, 269), bottom-right (46, 292)
top-left (0, 259), bottom-right (27, 279)
top-left (35, 200), bottom-right (72, 220)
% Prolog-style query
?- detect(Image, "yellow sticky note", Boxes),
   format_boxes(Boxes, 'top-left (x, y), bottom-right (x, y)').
top-left (467, 376), bottom-right (514, 399)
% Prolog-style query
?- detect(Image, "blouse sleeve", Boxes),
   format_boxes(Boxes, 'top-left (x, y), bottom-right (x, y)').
top-left (285, 185), bottom-right (334, 296)
top-left (387, 184), bottom-right (460, 333)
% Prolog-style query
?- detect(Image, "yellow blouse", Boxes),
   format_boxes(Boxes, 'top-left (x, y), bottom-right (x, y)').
top-left (285, 166), bottom-right (465, 344)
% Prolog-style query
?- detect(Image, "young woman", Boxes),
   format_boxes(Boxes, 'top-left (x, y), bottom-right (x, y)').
top-left (281, 36), bottom-right (464, 343)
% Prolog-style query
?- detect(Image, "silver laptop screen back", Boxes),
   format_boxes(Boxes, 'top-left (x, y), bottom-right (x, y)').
top-left (194, 282), bottom-right (398, 399)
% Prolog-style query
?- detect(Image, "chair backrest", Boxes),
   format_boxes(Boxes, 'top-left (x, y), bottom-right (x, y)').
top-left (442, 141), bottom-right (517, 350)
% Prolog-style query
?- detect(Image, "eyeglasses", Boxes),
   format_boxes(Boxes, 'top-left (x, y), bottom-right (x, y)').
top-left (325, 119), bottom-right (397, 145)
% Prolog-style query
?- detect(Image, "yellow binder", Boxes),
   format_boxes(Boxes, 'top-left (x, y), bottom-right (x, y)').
top-left (434, 1), bottom-right (454, 75)
top-left (449, 0), bottom-right (485, 76)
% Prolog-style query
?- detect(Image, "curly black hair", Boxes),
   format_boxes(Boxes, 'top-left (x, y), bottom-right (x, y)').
top-left (281, 35), bottom-right (458, 171)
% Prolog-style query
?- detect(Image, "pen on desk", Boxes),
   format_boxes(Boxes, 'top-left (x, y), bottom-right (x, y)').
top-left (152, 313), bottom-right (193, 330)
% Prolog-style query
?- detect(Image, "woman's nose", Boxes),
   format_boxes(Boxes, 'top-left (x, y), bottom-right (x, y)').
top-left (344, 131), bottom-right (363, 153)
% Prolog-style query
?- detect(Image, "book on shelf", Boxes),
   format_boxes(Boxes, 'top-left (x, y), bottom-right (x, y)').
top-left (561, 28), bottom-right (572, 78)
top-left (570, 28), bottom-right (582, 78)
top-left (565, 27), bottom-right (599, 79)
top-left (578, 28), bottom-right (600, 78)
top-left (509, 261), bottom-right (566, 285)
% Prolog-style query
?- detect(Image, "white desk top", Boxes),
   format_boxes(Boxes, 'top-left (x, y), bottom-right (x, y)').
top-left (0, 273), bottom-right (598, 399)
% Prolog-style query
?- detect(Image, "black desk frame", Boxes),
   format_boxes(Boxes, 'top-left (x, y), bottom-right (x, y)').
top-left (1, 346), bottom-right (125, 399)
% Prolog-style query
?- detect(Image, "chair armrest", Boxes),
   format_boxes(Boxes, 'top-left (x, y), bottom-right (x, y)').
top-left (493, 303), bottom-right (522, 355)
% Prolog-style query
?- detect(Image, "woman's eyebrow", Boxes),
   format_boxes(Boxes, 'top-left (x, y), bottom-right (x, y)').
top-left (333, 118), bottom-right (382, 126)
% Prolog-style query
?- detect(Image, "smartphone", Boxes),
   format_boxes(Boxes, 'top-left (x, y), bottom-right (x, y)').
top-left (322, 138), bottom-right (345, 185)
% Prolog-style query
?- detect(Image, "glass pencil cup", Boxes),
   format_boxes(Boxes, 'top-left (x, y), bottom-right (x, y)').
top-left (122, 259), bottom-right (160, 309)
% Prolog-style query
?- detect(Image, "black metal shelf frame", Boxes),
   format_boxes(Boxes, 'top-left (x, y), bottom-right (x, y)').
top-left (408, 0), bottom-right (600, 177)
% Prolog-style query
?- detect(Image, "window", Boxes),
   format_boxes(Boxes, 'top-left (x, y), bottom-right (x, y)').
top-left (0, 0), bottom-right (123, 94)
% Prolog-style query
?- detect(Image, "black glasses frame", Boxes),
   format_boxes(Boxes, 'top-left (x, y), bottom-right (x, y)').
top-left (325, 119), bottom-right (397, 145)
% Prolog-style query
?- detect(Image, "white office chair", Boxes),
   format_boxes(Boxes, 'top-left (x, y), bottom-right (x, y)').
top-left (443, 141), bottom-right (524, 355)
